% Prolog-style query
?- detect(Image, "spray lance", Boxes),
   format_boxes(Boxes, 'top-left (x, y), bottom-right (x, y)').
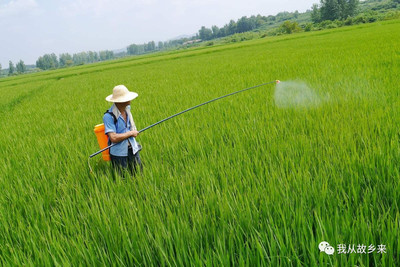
top-left (89, 80), bottom-right (280, 168)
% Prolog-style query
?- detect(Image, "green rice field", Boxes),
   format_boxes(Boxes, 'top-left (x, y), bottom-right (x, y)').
top-left (0, 19), bottom-right (399, 266)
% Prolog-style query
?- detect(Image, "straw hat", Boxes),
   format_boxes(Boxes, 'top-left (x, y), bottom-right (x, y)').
top-left (105, 85), bottom-right (138, 103)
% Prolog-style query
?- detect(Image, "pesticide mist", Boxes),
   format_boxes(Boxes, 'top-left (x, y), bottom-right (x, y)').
top-left (275, 81), bottom-right (321, 108)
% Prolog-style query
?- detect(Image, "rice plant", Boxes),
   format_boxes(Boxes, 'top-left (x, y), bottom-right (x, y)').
top-left (0, 20), bottom-right (399, 266)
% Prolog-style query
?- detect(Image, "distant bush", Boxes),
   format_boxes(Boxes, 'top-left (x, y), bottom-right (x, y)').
top-left (334, 20), bottom-right (344, 27)
top-left (344, 17), bottom-right (353, 25)
top-left (319, 20), bottom-right (338, 29)
top-left (304, 23), bottom-right (313, 32)
top-left (383, 10), bottom-right (400, 20)
top-left (279, 21), bottom-right (302, 34)
top-left (366, 16), bottom-right (378, 23)
top-left (240, 32), bottom-right (259, 41)
top-left (221, 32), bottom-right (260, 44)
top-left (353, 15), bottom-right (367, 24)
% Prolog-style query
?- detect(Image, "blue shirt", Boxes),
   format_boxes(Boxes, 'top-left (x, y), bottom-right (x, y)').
top-left (103, 107), bottom-right (140, 156)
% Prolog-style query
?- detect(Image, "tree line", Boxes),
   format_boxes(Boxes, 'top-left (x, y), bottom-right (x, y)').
top-left (35, 50), bottom-right (115, 70)
top-left (125, 12), bottom-right (302, 55)
top-left (4, 60), bottom-right (26, 76)
top-left (126, 39), bottom-right (195, 55)
top-left (196, 13), bottom-right (301, 41)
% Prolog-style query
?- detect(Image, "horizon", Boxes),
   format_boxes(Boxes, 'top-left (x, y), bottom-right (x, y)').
top-left (0, 0), bottom-right (318, 67)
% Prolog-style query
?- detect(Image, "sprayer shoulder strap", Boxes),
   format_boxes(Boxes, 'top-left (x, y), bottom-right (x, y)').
top-left (104, 110), bottom-right (118, 125)
top-left (104, 110), bottom-right (118, 146)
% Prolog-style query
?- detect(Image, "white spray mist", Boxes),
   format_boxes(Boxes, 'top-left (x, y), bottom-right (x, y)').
top-left (274, 80), bottom-right (321, 108)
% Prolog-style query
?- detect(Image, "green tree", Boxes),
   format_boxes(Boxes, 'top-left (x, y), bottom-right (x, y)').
top-left (237, 17), bottom-right (247, 33)
top-left (59, 53), bottom-right (72, 67)
top-left (16, 60), bottom-right (26, 74)
top-left (42, 54), bottom-right (51, 68)
top-left (158, 41), bottom-right (164, 50)
top-left (138, 45), bottom-right (145, 54)
top-left (255, 15), bottom-right (266, 27)
top-left (218, 27), bottom-right (226, 37)
top-left (276, 11), bottom-right (291, 22)
top-left (337, 0), bottom-right (347, 19)
top-left (199, 26), bottom-right (213, 40)
top-left (237, 16), bottom-right (253, 33)
top-left (36, 56), bottom-right (44, 69)
top-left (87, 51), bottom-right (96, 63)
top-left (99, 51), bottom-right (107, 61)
top-left (320, 0), bottom-right (340, 21)
top-left (146, 41), bottom-right (156, 52)
top-left (267, 15), bottom-right (276, 22)
top-left (0, 64), bottom-right (2, 76)
top-left (73, 52), bottom-right (87, 65)
top-left (227, 20), bottom-right (237, 35)
top-left (127, 44), bottom-right (139, 55)
top-left (311, 4), bottom-right (321, 23)
top-left (8, 61), bottom-right (15, 76)
top-left (36, 53), bottom-right (59, 69)
top-left (317, 0), bottom-right (359, 21)
top-left (50, 53), bottom-right (59, 68)
top-left (346, 0), bottom-right (359, 17)
top-left (211, 25), bottom-right (220, 38)
top-left (99, 50), bottom-right (114, 61)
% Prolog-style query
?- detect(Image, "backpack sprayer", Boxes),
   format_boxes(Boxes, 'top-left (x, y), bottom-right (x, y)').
top-left (89, 80), bottom-right (280, 171)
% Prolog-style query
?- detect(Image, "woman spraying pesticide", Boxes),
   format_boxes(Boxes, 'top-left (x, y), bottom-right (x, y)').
top-left (90, 80), bottom-right (280, 173)
top-left (102, 85), bottom-right (142, 175)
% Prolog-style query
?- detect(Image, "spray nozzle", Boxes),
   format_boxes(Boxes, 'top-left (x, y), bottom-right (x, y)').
top-left (276, 80), bottom-right (281, 84)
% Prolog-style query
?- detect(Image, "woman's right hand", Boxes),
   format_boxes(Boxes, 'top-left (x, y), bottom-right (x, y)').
top-left (130, 130), bottom-right (139, 138)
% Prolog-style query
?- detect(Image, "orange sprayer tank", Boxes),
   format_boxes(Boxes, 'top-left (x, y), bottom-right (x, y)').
top-left (94, 123), bottom-right (110, 161)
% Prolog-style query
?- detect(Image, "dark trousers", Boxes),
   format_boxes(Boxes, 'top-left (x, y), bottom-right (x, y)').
top-left (110, 149), bottom-right (143, 177)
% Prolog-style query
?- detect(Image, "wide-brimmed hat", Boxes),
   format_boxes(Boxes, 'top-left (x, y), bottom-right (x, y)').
top-left (105, 85), bottom-right (138, 103)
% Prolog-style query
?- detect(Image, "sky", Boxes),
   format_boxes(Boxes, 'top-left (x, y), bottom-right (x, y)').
top-left (0, 0), bottom-right (318, 67)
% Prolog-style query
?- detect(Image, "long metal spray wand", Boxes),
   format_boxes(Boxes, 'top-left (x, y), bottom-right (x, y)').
top-left (89, 80), bottom-right (279, 159)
